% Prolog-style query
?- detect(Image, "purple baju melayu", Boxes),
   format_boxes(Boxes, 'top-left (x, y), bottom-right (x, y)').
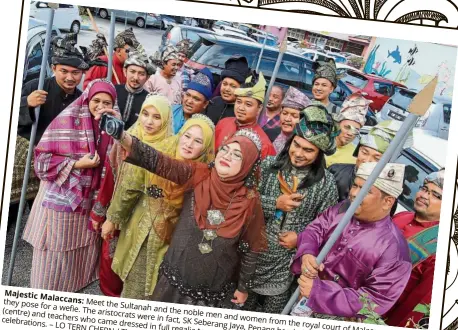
top-left (291, 200), bottom-right (412, 318)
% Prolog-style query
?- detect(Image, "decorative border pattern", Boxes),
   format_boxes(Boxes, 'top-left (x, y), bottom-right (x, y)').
top-left (179, 0), bottom-right (458, 30)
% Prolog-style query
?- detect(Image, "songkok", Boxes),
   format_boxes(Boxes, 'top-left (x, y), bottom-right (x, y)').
top-left (51, 33), bottom-right (89, 70)
top-left (124, 49), bottom-right (154, 76)
top-left (221, 56), bottom-right (251, 84)
top-left (294, 104), bottom-right (340, 156)
top-left (313, 59), bottom-right (337, 87)
top-left (424, 169), bottom-right (445, 190)
top-left (187, 68), bottom-right (214, 100)
top-left (114, 27), bottom-right (140, 49)
top-left (87, 33), bottom-right (107, 61)
top-left (281, 87), bottom-right (311, 110)
top-left (356, 162), bottom-right (405, 198)
top-left (357, 120), bottom-right (413, 155)
top-left (234, 72), bottom-right (267, 103)
top-left (335, 92), bottom-right (372, 126)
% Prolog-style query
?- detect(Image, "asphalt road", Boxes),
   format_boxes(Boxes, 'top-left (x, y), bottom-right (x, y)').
top-left (0, 16), bottom-right (168, 296)
top-left (77, 16), bottom-right (165, 59)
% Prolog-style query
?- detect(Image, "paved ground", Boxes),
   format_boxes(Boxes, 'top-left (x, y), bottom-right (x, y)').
top-left (78, 16), bottom-right (164, 59)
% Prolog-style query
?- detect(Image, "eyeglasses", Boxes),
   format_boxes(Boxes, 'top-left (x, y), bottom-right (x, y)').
top-left (219, 145), bottom-right (243, 162)
top-left (419, 185), bottom-right (442, 200)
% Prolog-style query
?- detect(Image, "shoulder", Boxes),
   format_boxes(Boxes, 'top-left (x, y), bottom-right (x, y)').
top-left (378, 221), bottom-right (411, 263)
top-left (322, 169), bottom-right (338, 186)
top-left (261, 156), bottom-right (276, 169)
top-left (328, 163), bottom-right (354, 175)
top-left (115, 84), bottom-right (124, 92)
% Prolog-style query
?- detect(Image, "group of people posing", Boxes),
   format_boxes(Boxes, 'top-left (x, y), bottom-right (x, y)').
top-left (12, 28), bottom-right (443, 328)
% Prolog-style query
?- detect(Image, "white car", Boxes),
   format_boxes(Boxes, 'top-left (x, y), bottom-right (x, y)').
top-left (357, 127), bottom-right (446, 214)
top-left (377, 88), bottom-right (451, 140)
top-left (29, 2), bottom-right (82, 34)
top-left (300, 49), bottom-right (333, 62)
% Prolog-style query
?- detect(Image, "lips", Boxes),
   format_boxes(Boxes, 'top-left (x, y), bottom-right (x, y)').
top-left (220, 160), bottom-right (230, 167)
top-left (415, 198), bottom-right (428, 207)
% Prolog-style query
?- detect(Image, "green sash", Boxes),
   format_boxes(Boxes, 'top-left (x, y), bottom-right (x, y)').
top-left (408, 225), bottom-right (439, 268)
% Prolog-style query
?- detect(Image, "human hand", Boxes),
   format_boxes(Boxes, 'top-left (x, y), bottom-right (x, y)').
top-left (27, 90), bottom-right (48, 108)
top-left (231, 290), bottom-right (248, 306)
top-left (298, 274), bottom-right (314, 298)
top-left (94, 108), bottom-right (121, 121)
top-left (74, 152), bottom-right (100, 169)
top-left (101, 220), bottom-right (115, 240)
top-left (278, 231), bottom-right (298, 249)
top-left (276, 193), bottom-right (303, 212)
top-left (301, 254), bottom-right (324, 279)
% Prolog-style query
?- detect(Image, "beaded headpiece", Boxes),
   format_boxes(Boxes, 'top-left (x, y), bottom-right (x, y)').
top-left (191, 113), bottom-right (215, 132)
top-left (234, 129), bottom-right (262, 151)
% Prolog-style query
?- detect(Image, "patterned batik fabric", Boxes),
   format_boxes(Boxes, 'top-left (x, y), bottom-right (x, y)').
top-left (249, 157), bottom-right (338, 299)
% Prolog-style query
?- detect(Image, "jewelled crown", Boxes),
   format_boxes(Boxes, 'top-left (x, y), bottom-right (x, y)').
top-left (234, 129), bottom-right (262, 151)
top-left (191, 114), bottom-right (215, 131)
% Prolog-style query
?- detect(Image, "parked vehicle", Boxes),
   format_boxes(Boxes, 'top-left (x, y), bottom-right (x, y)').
top-left (212, 20), bottom-right (233, 29)
top-left (159, 25), bottom-right (216, 54)
top-left (30, 2), bottom-right (82, 34)
top-left (324, 45), bottom-right (341, 53)
top-left (24, 18), bottom-right (62, 84)
top-left (358, 127), bottom-right (446, 213)
top-left (213, 30), bottom-right (256, 43)
top-left (340, 70), bottom-right (406, 112)
top-left (377, 88), bottom-right (451, 140)
top-left (327, 52), bottom-right (347, 64)
top-left (186, 34), bottom-right (377, 126)
top-left (213, 25), bottom-right (248, 37)
top-left (252, 33), bottom-right (278, 47)
top-left (336, 63), bottom-right (363, 75)
top-left (300, 49), bottom-right (334, 62)
top-left (96, 8), bottom-right (162, 29)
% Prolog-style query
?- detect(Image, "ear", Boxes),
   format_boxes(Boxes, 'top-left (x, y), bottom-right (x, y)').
top-left (123, 67), bottom-right (127, 76)
top-left (384, 196), bottom-right (396, 211)
top-left (204, 100), bottom-right (210, 108)
top-left (51, 64), bottom-right (57, 73)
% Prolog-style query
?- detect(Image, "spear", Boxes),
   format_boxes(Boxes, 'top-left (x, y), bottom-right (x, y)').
top-left (281, 76), bottom-right (438, 315)
top-left (107, 11), bottom-right (116, 81)
top-left (7, 6), bottom-right (56, 285)
top-left (86, 8), bottom-right (120, 84)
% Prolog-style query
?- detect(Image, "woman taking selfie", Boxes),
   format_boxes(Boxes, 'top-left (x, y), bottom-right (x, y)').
top-left (23, 79), bottom-right (118, 292)
top-left (99, 110), bottom-right (267, 307)
top-left (101, 114), bottom-right (216, 300)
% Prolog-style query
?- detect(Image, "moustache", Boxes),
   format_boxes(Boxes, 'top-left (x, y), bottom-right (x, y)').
top-left (64, 79), bottom-right (76, 84)
top-left (416, 197), bottom-right (429, 206)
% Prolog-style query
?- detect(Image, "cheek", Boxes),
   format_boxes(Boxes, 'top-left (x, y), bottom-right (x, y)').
top-left (191, 144), bottom-right (204, 158)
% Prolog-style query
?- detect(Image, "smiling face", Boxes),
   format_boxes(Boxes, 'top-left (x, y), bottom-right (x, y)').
top-left (52, 64), bottom-right (84, 93)
top-left (288, 135), bottom-right (320, 168)
top-left (234, 96), bottom-right (262, 125)
top-left (414, 182), bottom-right (442, 222)
top-left (139, 106), bottom-right (162, 135)
top-left (280, 107), bottom-right (301, 134)
top-left (214, 142), bottom-right (243, 179)
top-left (178, 125), bottom-right (204, 160)
top-left (124, 65), bottom-right (149, 90)
top-left (220, 77), bottom-right (241, 103)
top-left (312, 78), bottom-right (334, 102)
top-left (163, 59), bottom-right (180, 78)
top-left (89, 92), bottom-right (114, 117)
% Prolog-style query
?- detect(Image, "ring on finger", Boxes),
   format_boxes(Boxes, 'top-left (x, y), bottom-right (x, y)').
top-left (302, 266), bottom-right (309, 274)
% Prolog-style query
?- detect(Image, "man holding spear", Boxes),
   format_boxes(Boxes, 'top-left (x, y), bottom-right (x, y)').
top-left (291, 162), bottom-right (412, 319)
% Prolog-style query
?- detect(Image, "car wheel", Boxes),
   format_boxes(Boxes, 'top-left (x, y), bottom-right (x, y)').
top-left (99, 9), bottom-right (108, 19)
top-left (136, 18), bottom-right (145, 28)
top-left (70, 21), bottom-right (80, 34)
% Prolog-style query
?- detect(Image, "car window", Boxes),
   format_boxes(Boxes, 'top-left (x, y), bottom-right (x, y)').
top-left (58, 4), bottom-right (74, 8)
top-left (443, 104), bottom-right (452, 124)
top-left (340, 71), bottom-right (368, 89)
top-left (330, 83), bottom-right (349, 106)
top-left (387, 88), bottom-right (416, 111)
top-left (276, 56), bottom-right (302, 88)
top-left (189, 39), bottom-right (212, 61)
top-left (374, 81), bottom-right (393, 96)
top-left (195, 44), bottom-right (257, 69)
top-left (25, 35), bottom-right (44, 82)
top-left (396, 154), bottom-right (431, 212)
top-left (303, 53), bottom-right (314, 60)
top-left (304, 68), bottom-right (314, 91)
top-left (183, 30), bottom-right (205, 44)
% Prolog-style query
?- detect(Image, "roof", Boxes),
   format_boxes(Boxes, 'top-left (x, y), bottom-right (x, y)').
top-left (176, 25), bottom-right (215, 33)
top-left (198, 33), bottom-right (308, 59)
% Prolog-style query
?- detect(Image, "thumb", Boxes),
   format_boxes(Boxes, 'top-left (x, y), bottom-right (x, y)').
top-left (290, 193), bottom-right (303, 200)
